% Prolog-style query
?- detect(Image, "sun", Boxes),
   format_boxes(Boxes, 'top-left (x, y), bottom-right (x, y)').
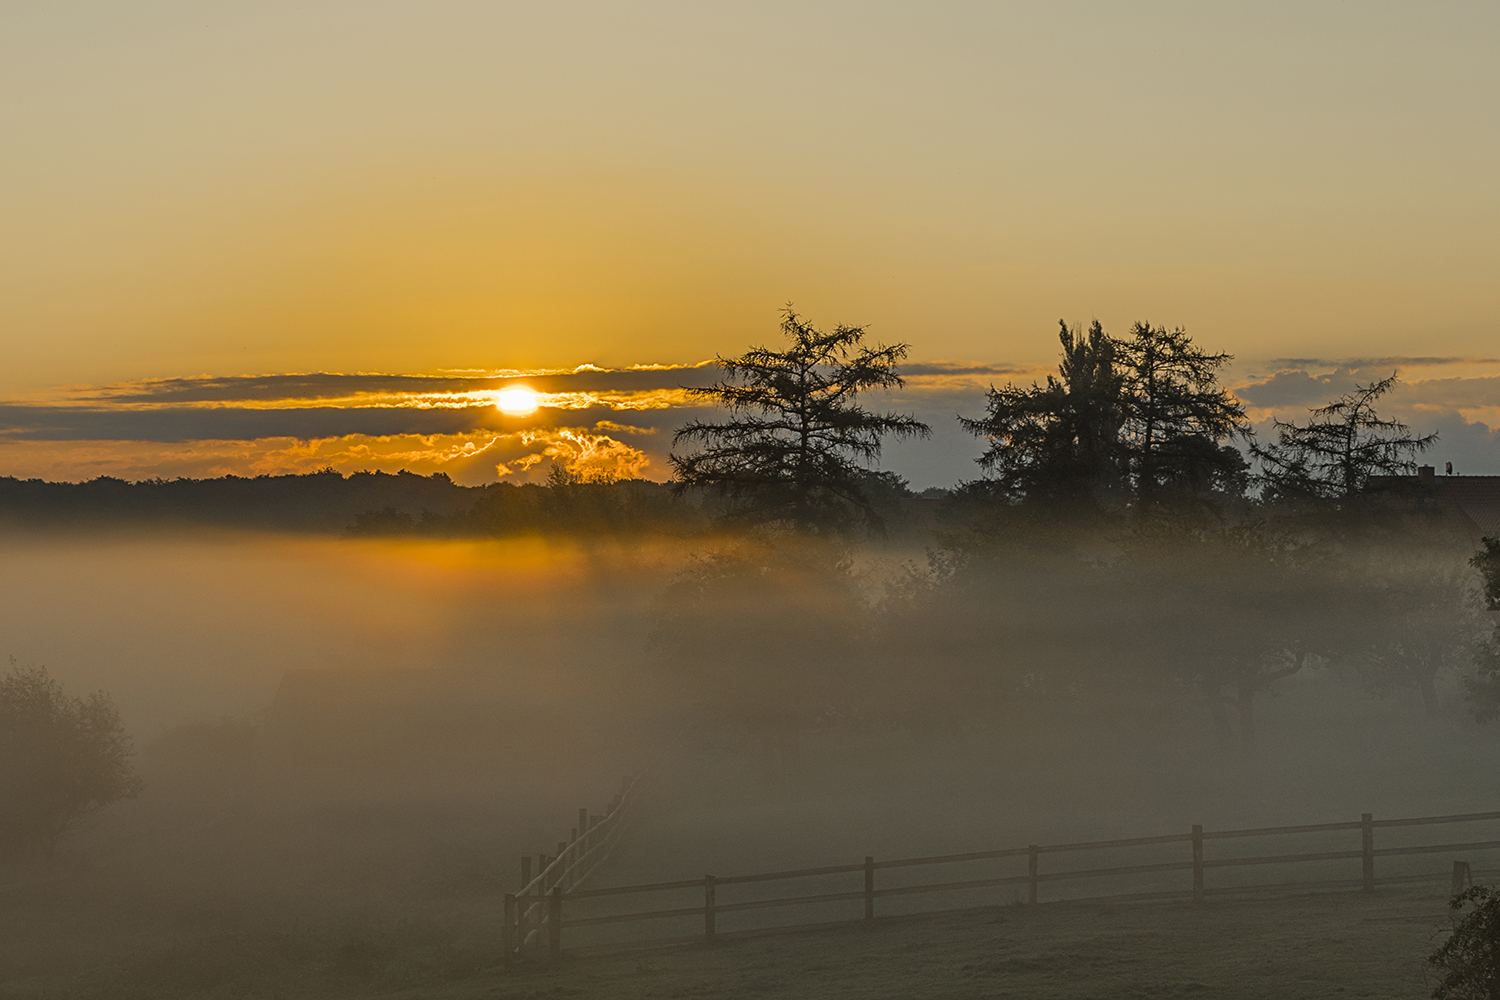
top-left (495, 387), bottom-right (540, 415)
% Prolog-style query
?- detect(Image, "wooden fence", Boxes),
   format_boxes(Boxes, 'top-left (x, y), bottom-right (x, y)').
top-left (509, 807), bottom-right (1500, 959)
top-left (502, 773), bottom-right (643, 964)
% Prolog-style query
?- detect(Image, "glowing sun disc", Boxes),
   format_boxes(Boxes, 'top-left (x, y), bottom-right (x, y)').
top-left (496, 387), bottom-right (540, 415)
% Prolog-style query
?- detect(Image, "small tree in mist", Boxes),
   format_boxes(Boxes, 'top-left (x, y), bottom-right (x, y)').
top-left (670, 308), bottom-right (929, 535)
top-left (1347, 560), bottom-right (1486, 716)
top-left (1431, 884), bottom-right (1500, 1000)
top-left (649, 540), bottom-right (868, 780)
top-left (960, 320), bottom-right (1125, 509)
top-left (0, 661), bottom-right (141, 860)
top-left (1253, 374), bottom-right (1436, 503)
top-left (1464, 538), bottom-right (1500, 721)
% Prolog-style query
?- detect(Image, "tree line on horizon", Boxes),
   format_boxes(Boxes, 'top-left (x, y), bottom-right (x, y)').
top-left (0, 305), bottom-right (1451, 541)
top-left (668, 307), bottom-right (1440, 536)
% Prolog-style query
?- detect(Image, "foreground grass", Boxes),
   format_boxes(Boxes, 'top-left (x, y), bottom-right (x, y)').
top-left (0, 870), bottom-right (1457, 998)
top-left (6, 884), bottom-right (1433, 1000)
top-left (483, 887), bottom-right (1448, 1000)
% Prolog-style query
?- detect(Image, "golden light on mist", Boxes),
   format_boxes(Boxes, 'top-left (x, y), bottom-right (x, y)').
top-left (496, 387), bottom-right (540, 415)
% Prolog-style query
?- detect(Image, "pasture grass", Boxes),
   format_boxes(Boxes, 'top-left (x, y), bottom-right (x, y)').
top-left (0, 883), bottom-right (1451, 998)
top-left (479, 886), bottom-right (1449, 1000)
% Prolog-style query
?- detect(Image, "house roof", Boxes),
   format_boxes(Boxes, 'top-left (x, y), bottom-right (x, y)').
top-left (1436, 476), bottom-right (1500, 538)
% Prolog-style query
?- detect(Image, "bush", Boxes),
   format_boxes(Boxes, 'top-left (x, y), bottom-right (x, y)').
top-left (1431, 884), bottom-right (1500, 999)
top-left (0, 661), bottom-right (141, 860)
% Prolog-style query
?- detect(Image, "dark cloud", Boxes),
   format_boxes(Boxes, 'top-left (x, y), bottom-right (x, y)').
top-left (85, 363), bottom-right (721, 405)
top-left (1236, 370), bottom-right (1363, 409)
top-left (0, 405), bottom-right (506, 442)
top-left (0, 400), bottom-right (723, 444)
top-left (901, 362), bottom-right (1033, 377)
top-left (1403, 375), bottom-right (1500, 409)
top-left (1238, 368), bottom-right (1500, 413)
top-left (1263, 356), bottom-right (1500, 370)
top-left (78, 361), bottom-right (1029, 407)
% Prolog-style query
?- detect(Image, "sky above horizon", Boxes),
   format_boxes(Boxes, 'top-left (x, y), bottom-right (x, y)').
top-left (2, 1), bottom-right (1497, 486)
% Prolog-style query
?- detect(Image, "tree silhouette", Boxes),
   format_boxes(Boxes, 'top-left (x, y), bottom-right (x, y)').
top-left (960, 320), bottom-right (1124, 507)
top-left (1114, 322), bottom-right (1248, 514)
top-left (670, 308), bottom-right (929, 534)
top-left (1253, 374), bottom-right (1436, 502)
top-left (0, 662), bottom-right (141, 860)
top-left (962, 320), bottom-right (1245, 518)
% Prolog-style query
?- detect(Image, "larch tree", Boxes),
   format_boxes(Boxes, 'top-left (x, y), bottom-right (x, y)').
top-left (670, 308), bottom-right (929, 535)
top-left (1252, 374), bottom-right (1436, 503)
top-left (1113, 322), bottom-right (1249, 515)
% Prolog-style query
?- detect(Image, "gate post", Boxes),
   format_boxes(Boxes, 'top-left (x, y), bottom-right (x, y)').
top-left (704, 875), bottom-right (716, 941)
top-left (1191, 825), bottom-right (1204, 904)
top-left (502, 893), bottom-right (516, 967)
top-left (548, 886), bottom-right (562, 958)
top-left (1361, 813), bottom-right (1375, 891)
top-left (1453, 861), bottom-right (1473, 898)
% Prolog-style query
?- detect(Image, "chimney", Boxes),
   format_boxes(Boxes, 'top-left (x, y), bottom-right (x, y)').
top-left (1418, 465), bottom-right (1436, 484)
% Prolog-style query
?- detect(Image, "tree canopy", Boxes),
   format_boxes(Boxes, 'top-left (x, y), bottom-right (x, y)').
top-left (670, 309), bottom-right (929, 534)
top-left (959, 320), bottom-right (1124, 508)
top-left (961, 319), bottom-right (1247, 518)
top-left (1114, 322), bottom-right (1248, 513)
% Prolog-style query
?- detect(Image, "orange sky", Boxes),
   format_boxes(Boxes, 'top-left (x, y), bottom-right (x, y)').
top-left (2, 2), bottom-right (1497, 483)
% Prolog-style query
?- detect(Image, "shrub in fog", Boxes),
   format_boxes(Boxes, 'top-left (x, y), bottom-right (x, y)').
top-left (649, 538), bottom-right (867, 728)
top-left (1466, 537), bottom-right (1500, 721)
top-left (0, 661), bottom-right (141, 860)
top-left (1430, 884), bottom-right (1500, 1000)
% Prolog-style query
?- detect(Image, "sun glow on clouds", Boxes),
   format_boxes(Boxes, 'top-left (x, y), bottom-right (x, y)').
top-left (0, 427), bottom-right (655, 486)
top-left (495, 387), bottom-right (539, 415)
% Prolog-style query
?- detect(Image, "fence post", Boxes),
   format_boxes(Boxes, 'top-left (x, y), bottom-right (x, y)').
top-left (548, 885), bottom-right (562, 958)
top-left (704, 875), bottom-right (716, 941)
top-left (568, 830), bottom-right (578, 889)
top-left (579, 808), bottom-right (589, 851)
top-left (1191, 825), bottom-right (1204, 904)
top-left (502, 893), bottom-right (516, 967)
top-left (1361, 813), bottom-right (1375, 891)
top-left (864, 856), bottom-right (875, 922)
top-left (1028, 846), bottom-right (1039, 905)
top-left (1452, 861), bottom-right (1473, 897)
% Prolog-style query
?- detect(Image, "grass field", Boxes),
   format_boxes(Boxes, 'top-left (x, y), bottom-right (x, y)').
top-left (1, 882), bottom-right (1454, 998)
top-left (485, 887), bottom-right (1453, 1000)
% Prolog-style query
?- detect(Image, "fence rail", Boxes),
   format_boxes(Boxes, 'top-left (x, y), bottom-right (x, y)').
top-left (511, 808), bottom-right (1500, 959)
top-left (501, 773), bottom-right (644, 964)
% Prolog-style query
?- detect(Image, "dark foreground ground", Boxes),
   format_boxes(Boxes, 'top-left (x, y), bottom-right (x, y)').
top-left (1, 883), bottom-right (1449, 999)
top-left (490, 887), bottom-right (1447, 1000)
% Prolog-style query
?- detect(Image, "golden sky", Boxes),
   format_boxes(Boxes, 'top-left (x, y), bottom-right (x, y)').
top-left (2, 2), bottom-right (1497, 484)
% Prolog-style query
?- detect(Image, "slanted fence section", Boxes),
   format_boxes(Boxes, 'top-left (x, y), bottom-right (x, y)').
top-left (525, 808), bottom-right (1500, 958)
top-left (502, 774), bottom-right (643, 965)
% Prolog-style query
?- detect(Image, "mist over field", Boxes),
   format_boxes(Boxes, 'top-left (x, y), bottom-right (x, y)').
top-left (3, 501), bottom-right (1498, 996)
